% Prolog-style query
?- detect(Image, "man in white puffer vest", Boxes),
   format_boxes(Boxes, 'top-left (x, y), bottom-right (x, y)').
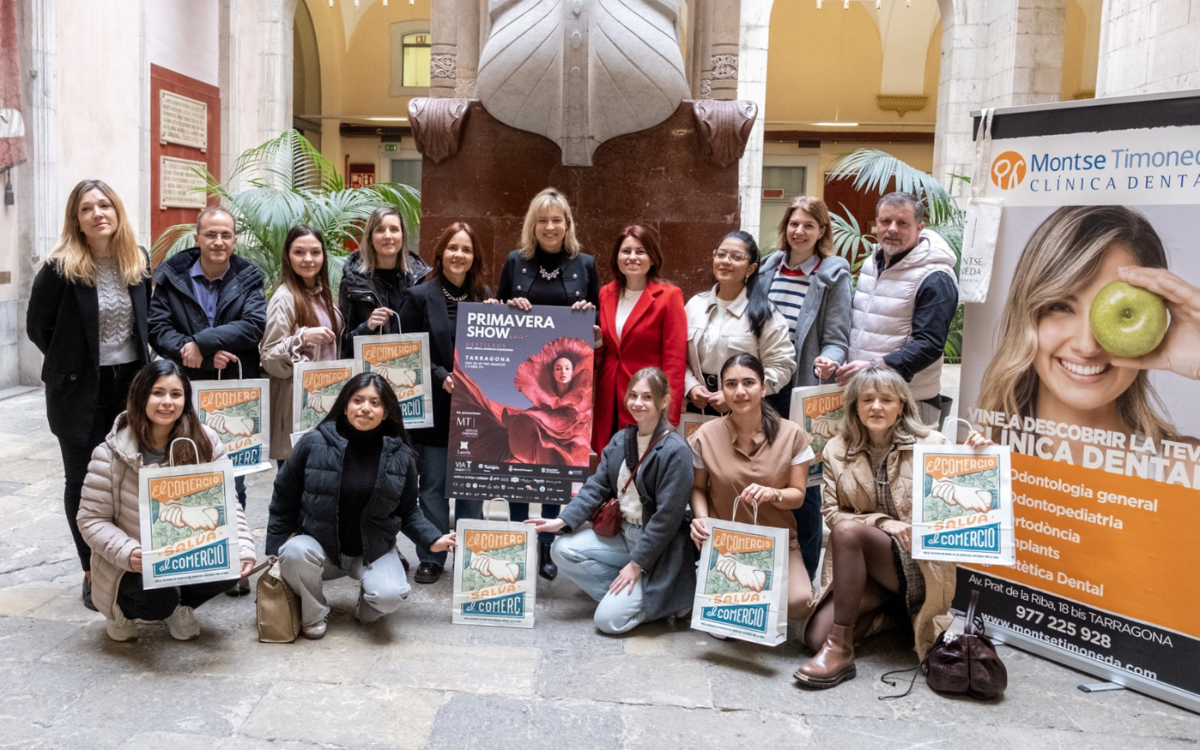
top-left (837, 192), bottom-right (959, 427)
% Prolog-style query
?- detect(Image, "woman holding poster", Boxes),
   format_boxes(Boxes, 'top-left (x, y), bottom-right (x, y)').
top-left (528, 367), bottom-right (695, 634)
top-left (260, 225), bottom-right (343, 465)
top-left (398, 222), bottom-right (490, 584)
top-left (795, 367), bottom-right (990, 689)
top-left (496, 187), bottom-right (600, 580)
top-left (76, 361), bottom-right (257, 642)
top-left (266, 372), bottom-right (456, 639)
top-left (978, 205), bottom-right (1200, 446)
top-left (688, 353), bottom-right (815, 630)
top-left (27, 179), bottom-right (153, 611)
top-left (592, 226), bottom-right (687, 455)
top-left (684, 232), bottom-right (795, 416)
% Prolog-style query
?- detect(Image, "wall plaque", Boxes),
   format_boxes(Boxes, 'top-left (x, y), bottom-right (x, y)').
top-left (160, 156), bottom-right (208, 210)
top-left (160, 90), bottom-right (208, 151)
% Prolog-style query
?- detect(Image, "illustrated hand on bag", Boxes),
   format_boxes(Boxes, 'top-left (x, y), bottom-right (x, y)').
top-left (373, 363), bottom-right (418, 389)
top-left (931, 479), bottom-right (993, 513)
top-left (160, 502), bottom-right (219, 530)
top-left (715, 553), bottom-right (766, 592)
top-left (207, 411), bottom-right (255, 437)
top-left (810, 416), bottom-right (837, 438)
top-left (470, 552), bottom-right (521, 583)
top-left (306, 390), bottom-right (333, 414)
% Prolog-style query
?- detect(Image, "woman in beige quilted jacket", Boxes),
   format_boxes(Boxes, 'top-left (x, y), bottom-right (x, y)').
top-left (77, 360), bottom-right (257, 642)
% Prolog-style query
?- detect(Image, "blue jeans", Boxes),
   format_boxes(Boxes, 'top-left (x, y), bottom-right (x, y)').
top-left (551, 523), bottom-right (646, 634)
top-left (234, 475), bottom-right (247, 510)
top-left (417, 445), bottom-right (482, 566)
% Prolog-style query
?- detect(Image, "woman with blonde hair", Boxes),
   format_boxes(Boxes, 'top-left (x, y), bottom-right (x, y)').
top-left (757, 195), bottom-right (852, 580)
top-left (27, 179), bottom-right (152, 610)
top-left (496, 187), bottom-right (600, 579)
top-left (978, 205), bottom-right (1199, 442)
top-left (338, 206), bottom-right (430, 357)
top-left (260, 225), bottom-right (344, 466)
top-left (795, 366), bottom-right (990, 689)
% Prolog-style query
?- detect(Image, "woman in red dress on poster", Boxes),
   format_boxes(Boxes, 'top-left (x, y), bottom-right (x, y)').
top-left (592, 226), bottom-right (687, 455)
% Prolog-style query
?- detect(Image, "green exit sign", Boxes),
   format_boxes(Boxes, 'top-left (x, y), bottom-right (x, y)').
top-left (384, 143), bottom-right (397, 152)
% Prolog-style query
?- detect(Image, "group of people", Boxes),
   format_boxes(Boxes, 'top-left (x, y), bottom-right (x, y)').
top-left (31, 177), bottom-right (1195, 690)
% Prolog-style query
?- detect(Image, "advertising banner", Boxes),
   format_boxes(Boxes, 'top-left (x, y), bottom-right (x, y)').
top-left (957, 92), bottom-right (1200, 712)
top-left (911, 444), bottom-right (1015, 565)
top-left (355, 333), bottom-right (434, 429)
top-left (138, 459), bottom-right (241, 590)
top-left (292, 359), bottom-right (356, 437)
top-left (690, 504), bottom-right (789, 646)
top-left (192, 378), bottom-right (272, 476)
top-left (788, 384), bottom-right (844, 488)
top-left (447, 303), bottom-right (594, 504)
top-left (451, 517), bottom-right (537, 628)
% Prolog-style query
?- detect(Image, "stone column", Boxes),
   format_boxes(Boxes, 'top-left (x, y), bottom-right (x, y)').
top-left (1096, 0), bottom-right (1200, 96)
top-left (708, 0), bottom-right (740, 100)
top-left (256, 0), bottom-right (298, 145)
top-left (736, 0), bottom-right (771, 241)
top-left (219, 0), bottom-right (241, 184)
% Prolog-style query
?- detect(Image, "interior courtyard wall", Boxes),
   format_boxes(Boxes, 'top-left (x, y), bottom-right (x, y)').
top-left (1096, 0), bottom-right (1200, 96)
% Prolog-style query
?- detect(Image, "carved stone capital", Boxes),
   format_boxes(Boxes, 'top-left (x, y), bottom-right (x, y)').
top-left (431, 53), bottom-right (457, 79)
top-left (876, 95), bottom-right (928, 117)
top-left (692, 99), bottom-right (758, 168)
top-left (408, 98), bottom-right (471, 165)
top-left (710, 54), bottom-right (738, 80)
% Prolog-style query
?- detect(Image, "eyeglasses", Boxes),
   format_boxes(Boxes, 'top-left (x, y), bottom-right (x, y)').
top-left (713, 250), bottom-right (750, 263)
top-left (200, 232), bottom-right (235, 242)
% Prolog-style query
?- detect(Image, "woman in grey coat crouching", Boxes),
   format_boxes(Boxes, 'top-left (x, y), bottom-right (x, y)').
top-left (527, 367), bottom-right (696, 633)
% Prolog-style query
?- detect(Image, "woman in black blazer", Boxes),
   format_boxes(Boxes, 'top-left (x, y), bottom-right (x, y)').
top-left (496, 187), bottom-right (600, 580)
top-left (398, 222), bottom-right (492, 585)
top-left (26, 179), bottom-right (152, 610)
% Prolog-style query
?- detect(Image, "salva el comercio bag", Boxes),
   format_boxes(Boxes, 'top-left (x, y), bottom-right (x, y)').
top-left (452, 500), bottom-right (538, 628)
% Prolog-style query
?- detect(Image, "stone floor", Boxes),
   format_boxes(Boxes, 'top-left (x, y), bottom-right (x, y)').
top-left (1, 386), bottom-right (1198, 750)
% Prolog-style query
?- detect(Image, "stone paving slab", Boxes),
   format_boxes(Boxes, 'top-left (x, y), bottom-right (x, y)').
top-left (1, 386), bottom-right (1198, 749)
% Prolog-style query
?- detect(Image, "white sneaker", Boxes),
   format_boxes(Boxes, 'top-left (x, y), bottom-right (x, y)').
top-left (105, 607), bottom-right (138, 642)
top-left (164, 605), bottom-right (201, 640)
top-left (302, 618), bottom-right (327, 640)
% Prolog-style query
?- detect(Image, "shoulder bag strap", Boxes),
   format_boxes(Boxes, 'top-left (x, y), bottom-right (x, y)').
top-left (619, 429), bottom-right (670, 495)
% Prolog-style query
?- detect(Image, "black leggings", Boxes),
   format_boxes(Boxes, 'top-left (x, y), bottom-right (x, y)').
top-left (59, 362), bottom-right (139, 572)
top-left (115, 572), bottom-right (230, 621)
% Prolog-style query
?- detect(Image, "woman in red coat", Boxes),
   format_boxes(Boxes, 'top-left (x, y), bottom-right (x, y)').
top-left (592, 226), bottom-right (687, 454)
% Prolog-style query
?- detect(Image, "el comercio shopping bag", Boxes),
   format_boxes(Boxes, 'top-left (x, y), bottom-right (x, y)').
top-left (353, 313), bottom-right (433, 429)
top-left (292, 359), bottom-right (356, 443)
top-left (192, 362), bottom-right (272, 476)
top-left (138, 438), bottom-right (241, 590)
top-left (788, 383), bottom-right (844, 488)
top-left (691, 499), bottom-right (789, 646)
top-left (451, 501), bottom-right (537, 628)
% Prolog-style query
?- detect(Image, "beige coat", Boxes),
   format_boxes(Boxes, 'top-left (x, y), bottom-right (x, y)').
top-left (77, 419), bottom-right (257, 621)
top-left (818, 431), bottom-right (956, 659)
top-left (259, 284), bottom-right (343, 460)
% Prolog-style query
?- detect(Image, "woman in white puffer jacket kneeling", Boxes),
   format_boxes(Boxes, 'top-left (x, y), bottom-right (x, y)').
top-left (77, 360), bottom-right (257, 641)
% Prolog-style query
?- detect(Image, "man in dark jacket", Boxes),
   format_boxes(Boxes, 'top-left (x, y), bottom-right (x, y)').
top-left (148, 206), bottom-right (267, 523)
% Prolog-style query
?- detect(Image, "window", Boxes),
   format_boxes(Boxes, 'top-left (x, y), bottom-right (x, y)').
top-left (402, 32), bottom-right (430, 88)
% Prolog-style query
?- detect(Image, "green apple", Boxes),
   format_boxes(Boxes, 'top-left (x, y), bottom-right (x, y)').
top-left (1088, 280), bottom-right (1168, 358)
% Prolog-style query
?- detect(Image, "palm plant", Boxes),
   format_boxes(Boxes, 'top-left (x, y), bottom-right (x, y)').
top-left (152, 130), bottom-right (420, 292)
top-left (825, 148), bottom-right (965, 363)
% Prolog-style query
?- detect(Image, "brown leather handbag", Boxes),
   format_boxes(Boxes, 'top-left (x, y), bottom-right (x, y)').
top-left (251, 555), bottom-right (301, 643)
top-left (882, 589), bottom-right (1008, 700)
top-left (590, 430), bottom-right (668, 537)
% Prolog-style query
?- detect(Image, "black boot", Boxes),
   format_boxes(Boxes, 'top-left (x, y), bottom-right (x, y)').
top-left (538, 540), bottom-right (557, 581)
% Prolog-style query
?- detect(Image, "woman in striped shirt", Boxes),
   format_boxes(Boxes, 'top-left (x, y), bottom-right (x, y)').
top-left (757, 196), bottom-right (852, 580)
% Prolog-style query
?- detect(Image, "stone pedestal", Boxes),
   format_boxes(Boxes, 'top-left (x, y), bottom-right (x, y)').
top-left (416, 100), bottom-right (752, 299)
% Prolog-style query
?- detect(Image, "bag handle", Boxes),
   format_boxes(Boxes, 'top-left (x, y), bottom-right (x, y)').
top-left (216, 359), bottom-right (244, 381)
top-left (392, 310), bottom-right (403, 335)
top-left (248, 554), bottom-right (278, 577)
top-left (483, 497), bottom-right (512, 522)
top-left (964, 588), bottom-right (982, 637)
top-left (942, 417), bottom-right (977, 444)
top-left (619, 429), bottom-right (670, 495)
top-left (729, 495), bottom-right (760, 526)
top-left (971, 107), bottom-right (996, 200)
top-left (168, 437), bottom-right (200, 467)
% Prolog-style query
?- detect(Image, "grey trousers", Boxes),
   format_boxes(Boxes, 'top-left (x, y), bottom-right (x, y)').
top-left (551, 523), bottom-right (647, 635)
top-left (278, 534), bottom-right (411, 627)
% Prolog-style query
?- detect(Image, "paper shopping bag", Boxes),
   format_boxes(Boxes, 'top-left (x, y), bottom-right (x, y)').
top-left (911, 442), bottom-right (1015, 566)
top-left (959, 107), bottom-right (1005, 303)
top-left (292, 359), bottom-right (356, 437)
top-left (788, 383), bottom-right (843, 488)
top-left (354, 333), bottom-right (434, 429)
top-left (691, 501), bottom-right (789, 646)
top-left (192, 373), bottom-right (272, 476)
top-left (138, 453), bottom-right (241, 590)
top-left (452, 507), bottom-right (537, 628)
top-left (677, 413), bottom-right (714, 441)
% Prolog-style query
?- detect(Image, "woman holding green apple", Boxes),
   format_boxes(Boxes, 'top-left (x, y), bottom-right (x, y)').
top-left (979, 205), bottom-right (1199, 442)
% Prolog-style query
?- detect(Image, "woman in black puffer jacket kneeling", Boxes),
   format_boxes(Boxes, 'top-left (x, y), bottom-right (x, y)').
top-left (266, 372), bottom-right (455, 639)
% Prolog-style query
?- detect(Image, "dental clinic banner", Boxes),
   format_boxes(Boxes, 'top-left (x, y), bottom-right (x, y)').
top-left (958, 91), bottom-right (1200, 712)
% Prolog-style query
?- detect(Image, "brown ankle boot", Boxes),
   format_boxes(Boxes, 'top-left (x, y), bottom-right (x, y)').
top-left (794, 624), bottom-right (856, 688)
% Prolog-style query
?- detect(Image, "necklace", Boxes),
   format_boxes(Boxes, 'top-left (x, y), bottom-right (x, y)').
top-left (442, 285), bottom-right (468, 302)
top-left (538, 266), bottom-right (561, 281)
